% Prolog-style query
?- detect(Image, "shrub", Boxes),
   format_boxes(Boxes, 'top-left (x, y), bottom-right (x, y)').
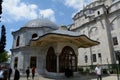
top-left (85, 68), bottom-right (90, 73)
top-left (102, 69), bottom-right (107, 74)
top-left (78, 67), bottom-right (84, 74)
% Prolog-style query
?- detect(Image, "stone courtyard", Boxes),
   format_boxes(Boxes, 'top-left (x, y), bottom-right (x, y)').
top-left (10, 74), bottom-right (118, 80)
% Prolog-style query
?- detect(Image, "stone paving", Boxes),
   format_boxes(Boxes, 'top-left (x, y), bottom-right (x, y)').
top-left (10, 74), bottom-right (118, 80)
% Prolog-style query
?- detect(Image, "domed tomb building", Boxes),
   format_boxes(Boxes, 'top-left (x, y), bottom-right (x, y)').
top-left (10, 19), bottom-right (99, 77)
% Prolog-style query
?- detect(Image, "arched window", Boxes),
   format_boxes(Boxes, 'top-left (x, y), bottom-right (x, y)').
top-left (46, 47), bottom-right (57, 72)
top-left (14, 57), bottom-right (18, 67)
top-left (32, 33), bottom-right (38, 38)
top-left (16, 36), bottom-right (20, 47)
top-left (59, 46), bottom-right (77, 72)
top-left (97, 11), bottom-right (100, 15)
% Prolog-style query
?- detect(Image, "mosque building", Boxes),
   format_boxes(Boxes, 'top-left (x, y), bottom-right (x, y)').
top-left (69, 0), bottom-right (120, 68)
top-left (11, 0), bottom-right (120, 77)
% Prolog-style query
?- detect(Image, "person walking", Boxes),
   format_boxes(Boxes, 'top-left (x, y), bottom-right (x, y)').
top-left (26, 67), bottom-right (30, 80)
top-left (14, 67), bottom-right (20, 80)
top-left (8, 67), bottom-right (12, 80)
top-left (31, 67), bottom-right (35, 80)
top-left (65, 67), bottom-right (70, 78)
top-left (95, 64), bottom-right (102, 80)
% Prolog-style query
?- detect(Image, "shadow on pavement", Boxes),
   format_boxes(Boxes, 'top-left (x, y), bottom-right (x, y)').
top-left (40, 74), bottom-right (110, 80)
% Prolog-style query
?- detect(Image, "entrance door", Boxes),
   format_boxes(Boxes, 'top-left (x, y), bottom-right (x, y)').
top-left (59, 46), bottom-right (77, 72)
top-left (30, 56), bottom-right (37, 68)
top-left (46, 47), bottom-right (57, 72)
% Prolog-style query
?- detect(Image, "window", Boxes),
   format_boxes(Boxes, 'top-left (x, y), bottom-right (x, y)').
top-left (32, 33), bottom-right (38, 38)
top-left (30, 56), bottom-right (37, 68)
top-left (16, 36), bottom-right (20, 46)
top-left (97, 11), bottom-right (100, 15)
top-left (93, 54), bottom-right (96, 62)
top-left (98, 53), bottom-right (101, 58)
top-left (115, 51), bottom-right (120, 60)
top-left (106, 10), bottom-right (109, 14)
top-left (84, 55), bottom-right (88, 63)
top-left (113, 37), bottom-right (118, 45)
top-left (14, 57), bottom-right (18, 67)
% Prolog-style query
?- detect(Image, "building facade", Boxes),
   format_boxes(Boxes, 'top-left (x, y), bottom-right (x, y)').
top-left (10, 19), bottom-right (98, 77)
top-left (69, 0), bottom-right (120, 67)
top-left (11, 0), bottom-right (120, 77)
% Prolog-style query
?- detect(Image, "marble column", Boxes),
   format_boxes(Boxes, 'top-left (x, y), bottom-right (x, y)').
top-left (23, 54), bottom-right (29, 73)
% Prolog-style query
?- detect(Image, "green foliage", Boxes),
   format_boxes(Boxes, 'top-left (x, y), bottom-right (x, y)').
top-left (78, 67), bottom-right (84, 74)
top-left (84, 68), bottom-right (90, 73)
top-left (0, 51), bottom-right (10, 62)
top-left (102, 68), bottom-right (108, 74)
top-left (78, 67), bottom-right (90, 74)
top-left (109, 64), bottom-right (120, 74)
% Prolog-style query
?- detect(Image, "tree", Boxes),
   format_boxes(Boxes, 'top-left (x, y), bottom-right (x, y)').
top-left (0, 25), bottom-right (6, 53)
top-left (0, 51), bottom-right (10, 62)
top-left (0, 0), bottom-right (3, 18)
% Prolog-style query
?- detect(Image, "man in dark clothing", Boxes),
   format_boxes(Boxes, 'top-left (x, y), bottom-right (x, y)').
top-left (8, 67), bottom-right (12, 80)
top-left (26, 67), bottom-right (30, 80)
top-left (14, 67), bottom-right (20, 80)
top-left (65, 67), bottom-right (70, 78)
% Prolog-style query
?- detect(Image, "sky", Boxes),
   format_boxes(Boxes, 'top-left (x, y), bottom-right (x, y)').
top-left (1, 0), bottom-right (92, 54)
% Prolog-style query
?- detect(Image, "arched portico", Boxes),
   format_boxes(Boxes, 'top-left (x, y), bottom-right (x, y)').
top-left (46, 47), bottom-right (57, 72)
top-left (29, 30), bottom-right (99, 77)
top-left (59, 46), bottom-right (77, 72)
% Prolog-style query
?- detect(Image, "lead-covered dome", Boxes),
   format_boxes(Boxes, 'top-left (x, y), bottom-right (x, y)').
top-left (24, 19), bottom-right (58, 29)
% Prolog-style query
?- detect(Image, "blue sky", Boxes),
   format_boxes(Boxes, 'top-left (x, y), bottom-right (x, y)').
top-left (1, 0), bottom-right (92, 53)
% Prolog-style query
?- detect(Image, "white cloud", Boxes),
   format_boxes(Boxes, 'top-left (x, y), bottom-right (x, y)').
top-left (39, 9), bottom-right (56, 22)
top-left (63, 0), bottom-right (91, 18)
top-left (64, 0), bottom-right (84, 10)
top-left (2, 0), bottom-right (56, 22)
top-left (2, 0), bottom-right (38, 21)
top-left (10, 28), bottom-right (16, 32)
top-left (64, 0), bottom-right (91, 10)
top-left (63, 0), bottom-right (84, 18)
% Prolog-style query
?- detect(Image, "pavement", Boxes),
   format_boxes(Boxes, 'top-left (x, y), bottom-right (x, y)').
top-left (10, 74), bottom-right (119, 80)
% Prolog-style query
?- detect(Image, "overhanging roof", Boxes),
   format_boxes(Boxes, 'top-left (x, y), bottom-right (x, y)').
top-left (30, 30), bottom-right (99, 48)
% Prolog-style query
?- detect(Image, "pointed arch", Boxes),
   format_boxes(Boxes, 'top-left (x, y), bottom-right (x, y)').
top-left (46, 47), bottom-right (57, 72)
top-left (59, 46), bottom-right (77, 72)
